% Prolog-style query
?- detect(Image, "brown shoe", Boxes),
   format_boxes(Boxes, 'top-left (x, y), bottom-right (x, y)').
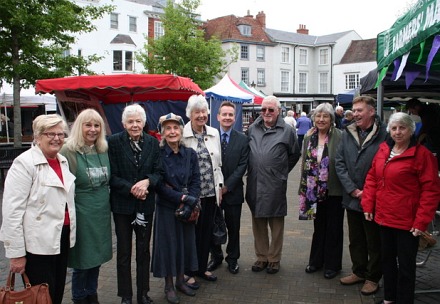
top-left (340, 273), bottom-right (365, 285)
top-left (361, 280), bottom-right (379, 295)
top-left (251, 260), bottom-right (268, 272)
top-left (266, 262), bottom-right (280, 274)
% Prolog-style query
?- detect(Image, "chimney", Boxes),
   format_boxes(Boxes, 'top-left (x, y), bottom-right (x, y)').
top-left (256, 11), bottom-right (266, 28)
top-left (297, 24), bottom-right (309, 35)
top-left (245, 9), bottom-right (253, 18)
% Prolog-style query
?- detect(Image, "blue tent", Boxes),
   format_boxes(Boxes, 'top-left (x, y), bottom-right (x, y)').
top-left (336, 89), bottom-right (356, 104)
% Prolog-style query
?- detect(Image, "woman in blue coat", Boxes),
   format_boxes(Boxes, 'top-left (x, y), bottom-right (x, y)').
top-left (152, 113), bottom-right (201, 304)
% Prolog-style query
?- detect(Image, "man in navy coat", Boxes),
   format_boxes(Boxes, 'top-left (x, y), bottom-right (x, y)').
top-left (207, 101), bottom-right (249, 274)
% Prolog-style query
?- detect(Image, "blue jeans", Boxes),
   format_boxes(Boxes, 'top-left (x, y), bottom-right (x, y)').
top-left (71, 266), bottom-right (100, 301)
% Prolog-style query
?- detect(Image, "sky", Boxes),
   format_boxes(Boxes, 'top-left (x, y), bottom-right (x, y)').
top-left (195, 0), bottom-right (417, 39)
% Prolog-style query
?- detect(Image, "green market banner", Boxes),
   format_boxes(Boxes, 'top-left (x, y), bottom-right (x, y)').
top-left (377, 0), bottom-right (440, 73)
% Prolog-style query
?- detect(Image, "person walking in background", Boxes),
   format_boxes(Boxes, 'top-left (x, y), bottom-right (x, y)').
top-left (284, 110), bottom-right (297, 128)
top-left (152, 113), bottom-right (201, 304)
top-left (108, 104), bottom-right (163, 304)
top-left (207, 101), bottom-right (249, 275)
top-left (246, 95), bottom-right (301, 275)
top-left (341, 110), bottom-right (354, 128)
top-left (60, 109), bottom-right (112, 304)
top-left (182, 95), bottom-right (224, 287)
top-left (362, 112), bottom-right (440, 304)
top-left (335, 96), bottom-right (387, 296)
top-left (0, 114), bottom-right (76, 304)
top-left (335, 106), bottom-right (344, 129)
top-left (296, 111), bottom-right (313, 151)
top-left (299, 103), bottom-right (344, 280)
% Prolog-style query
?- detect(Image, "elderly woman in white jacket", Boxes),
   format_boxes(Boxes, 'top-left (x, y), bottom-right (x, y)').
top-left (0, 114), bottom-right (76, 304)
top-left (181, 94), bottom-right (224, 289)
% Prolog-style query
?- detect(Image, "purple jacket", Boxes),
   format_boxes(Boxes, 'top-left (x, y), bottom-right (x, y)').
top-left (296, 116), bottom-right (312, 135)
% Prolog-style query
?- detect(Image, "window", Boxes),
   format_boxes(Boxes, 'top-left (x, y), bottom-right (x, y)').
top-left (256, 46), bottom-right (265, 61)
top-left (257, 69), bottom-right (265, 86)
top-left (281, 47), bottom-right (290, 63)
top-left (154, 21), bottom-right (164, 39)
top-left (345, 73), bottom-right (360, 89)
top-left (319, 72), bottom-right (328, 93)
top-left (241, 44), bottom-right (249, 60)
top-left (241, 68), bottom-right (249, 84)
top-left (129, 16), bottom-right (137, 32)
top-left (320, 49), bottom-right (329, 65)
top-left (238, 24), bottom-right (252, 36)
top-left (299, 72), bottom-right (307, 93)
top-left (113, 51), bottom-right (122, 71)
top-left (62, 49), bottom-right (70, 57)
top-left (113, 50), bottom-right (133, 71)
top-left (125, 51), bottom-right (133, 71)
top-left (110, 13), bottom-right (119, 29)
top-left (281, 71), bottom-right (290, 92)
top-left (299, 49), bottom-right (308, 65)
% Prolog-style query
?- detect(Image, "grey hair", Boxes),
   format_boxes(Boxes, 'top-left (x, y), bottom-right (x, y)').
top-left (262, 95), bottom-right (281, 108)
top-left (312, 103), bottom-right (335, 124)
top-left (186, 95), bottom-right (210, 118)
top-left (344, 110), bottom-right (353, 117)
top-left (386, 112), bottom-right (416, 134)
top-left (33, 114), bottom-right (67, 138)
top-left (122, 104), bottom-right (146, 125)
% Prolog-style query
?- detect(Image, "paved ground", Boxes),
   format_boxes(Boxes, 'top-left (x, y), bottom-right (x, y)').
top-left (0, 163), bottom-right (439, 304)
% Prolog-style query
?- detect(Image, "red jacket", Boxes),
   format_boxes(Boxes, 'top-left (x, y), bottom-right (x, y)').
top-left (362, 141), bottom-right (440, 231)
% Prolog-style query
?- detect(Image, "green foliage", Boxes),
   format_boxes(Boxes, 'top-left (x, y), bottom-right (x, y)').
top-left (137, 0), bottom-right (236, 89)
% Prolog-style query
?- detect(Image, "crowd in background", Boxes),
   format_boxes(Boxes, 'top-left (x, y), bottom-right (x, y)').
top-left (0, 95), bottom-right (439, 304)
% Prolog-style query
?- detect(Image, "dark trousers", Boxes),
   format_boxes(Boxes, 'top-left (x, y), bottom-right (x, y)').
top-left (298, 134), bottom-right (305, 151)
top-left (210, 203), bottom-right (242, 264)
top-left (188, 196), bottom-right (216, 275)
top-left (113, 213), bottom-right (153, 300)
top-left (26, 225), bottom-right (70, 304)
top-left (380, 226), bottom-right (419, 304)
top-left (308, 196), bottom-right (344, 271)
top-left (346, 209), bottom-right (382, 282)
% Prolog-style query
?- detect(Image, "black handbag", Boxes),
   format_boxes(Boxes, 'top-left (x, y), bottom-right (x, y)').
top-left (212, 204), bottom-right (227, 245)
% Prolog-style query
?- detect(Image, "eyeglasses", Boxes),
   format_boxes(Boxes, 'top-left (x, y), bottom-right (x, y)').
top-left (42, 132), bottom-right (66, 139)
top-left (261, 108), bottom-right (276, 113)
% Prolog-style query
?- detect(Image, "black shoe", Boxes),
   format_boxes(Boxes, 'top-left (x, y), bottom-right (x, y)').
top-left (164, 288), bottom-right (179, 304)
top-left (207, 259), bottom-right (223, 271)
top-left (121, 297), bottom-right (132, 304)
top-left (197, 272), bottom-right (217, 281)
top-left (324, 269), bottom-right (340, 279)
top-left (184, 276), bottom-right (200, 290)
top-left (87, 294), bottom-right (100, 304)
top-left (228, 261), bottom-right (240, 274)
top-left (176, 284), bottom-right (196, 297)
top-left (137, 295), bottom-right (153, 304)
top-left (73, 299), bottom-right (88, 304)
top-left (305, 265), bottom-right (322, 273)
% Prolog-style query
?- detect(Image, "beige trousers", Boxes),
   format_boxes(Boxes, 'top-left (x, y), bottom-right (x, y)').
top-left (251, 216), bottom-right (285, 263)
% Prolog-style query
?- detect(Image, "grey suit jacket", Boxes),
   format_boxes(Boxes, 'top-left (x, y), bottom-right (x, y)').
top-left (221, 129), bottom-right (249, 205)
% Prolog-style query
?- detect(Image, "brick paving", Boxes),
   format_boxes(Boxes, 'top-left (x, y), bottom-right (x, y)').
top-left (0, 163), bottom-right (439, 303)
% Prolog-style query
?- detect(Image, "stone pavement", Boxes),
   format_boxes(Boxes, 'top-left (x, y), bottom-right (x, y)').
top-left (1, 163), bottom-right (439, 303)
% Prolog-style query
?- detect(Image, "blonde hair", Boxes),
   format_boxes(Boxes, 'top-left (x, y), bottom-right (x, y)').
top-left (33, 114), bottom-right (66, 141)
top-left (65, 109), bottom-right (108, 153)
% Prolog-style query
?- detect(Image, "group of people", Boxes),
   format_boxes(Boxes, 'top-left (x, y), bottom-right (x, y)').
top-left (300, 96), bottom-right (440, 304)
top-left (0, 93), bottom-right (439, 304)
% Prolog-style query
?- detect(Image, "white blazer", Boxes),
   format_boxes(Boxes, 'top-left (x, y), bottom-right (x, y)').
top-left (182, 122), bottom-right (224, 205)
top-left (0, 145), bottom-right (76, 258)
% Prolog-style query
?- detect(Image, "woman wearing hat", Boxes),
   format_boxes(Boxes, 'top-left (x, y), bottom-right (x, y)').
top-left (152, 113), bottom-right (201, 304)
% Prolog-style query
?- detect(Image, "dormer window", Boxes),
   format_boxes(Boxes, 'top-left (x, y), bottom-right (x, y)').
top-left (238, 24), bottom-right (252, 36)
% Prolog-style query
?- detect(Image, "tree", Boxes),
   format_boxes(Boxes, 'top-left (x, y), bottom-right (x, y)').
top-left (137, 0), bottom-right (237, 89)
top-left (0, 0), bottom-right (113, 147)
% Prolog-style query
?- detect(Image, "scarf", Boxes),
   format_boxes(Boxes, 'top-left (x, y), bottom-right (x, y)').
top-left (298, 129), bottom-right (330, 220)
top-left (128, 133), bottom-right (143, 165)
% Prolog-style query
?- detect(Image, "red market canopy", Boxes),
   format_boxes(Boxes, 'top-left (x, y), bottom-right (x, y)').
top-left (35, 74), bottom-right (204, 104)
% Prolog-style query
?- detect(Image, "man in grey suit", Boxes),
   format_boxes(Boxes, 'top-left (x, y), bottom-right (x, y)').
top-left (207, 101), bottom-right (249, 274)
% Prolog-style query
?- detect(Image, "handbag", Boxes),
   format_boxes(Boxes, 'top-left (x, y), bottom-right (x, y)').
top-left (0, 271), bottom-right (52, 304)
top-left (175, 200), bottom-right (201, 224)
top-left (212, 204), bottom-right (227, 245)
top-left (175, 150), bottom-right (201, 224)
top-left (418, 231), bottom-right (437, 250)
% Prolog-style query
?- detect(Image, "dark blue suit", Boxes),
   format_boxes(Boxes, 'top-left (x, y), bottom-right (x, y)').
top-left (211, 129), bottom-right (249, 264)
top-left (108, 130), bottom-right (163, 301)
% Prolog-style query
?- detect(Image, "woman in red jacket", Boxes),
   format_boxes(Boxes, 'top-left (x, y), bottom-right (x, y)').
top-left (362, 112), bottom-right (440, 304)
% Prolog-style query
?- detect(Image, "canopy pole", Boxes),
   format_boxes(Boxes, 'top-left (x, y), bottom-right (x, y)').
top-left (377, 82), bottom-right (384, 121)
